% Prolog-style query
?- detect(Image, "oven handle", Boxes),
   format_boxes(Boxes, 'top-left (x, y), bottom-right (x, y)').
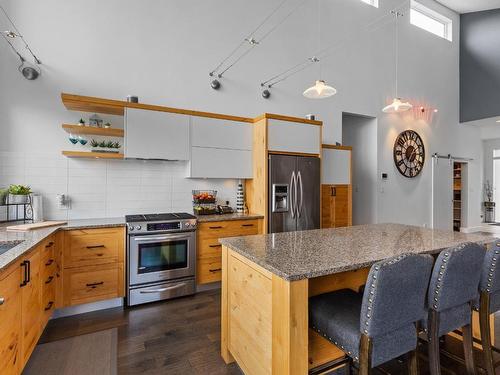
top-left (138, 283), bottom-right (186, 294)
top-left (132, 235), bottom-right (191, 242)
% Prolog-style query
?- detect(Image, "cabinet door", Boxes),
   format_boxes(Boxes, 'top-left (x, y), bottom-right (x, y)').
top-left (125, 108), bottom-right (190, 160)
top-left (0, 266), bottom-right (22, 375)
top-left (267, 119), bottom-right (321, 154)
top-left (322, 148), bottom-right (351, 185)
top-left (189, 147), bottom-right (252, 179)
top-left (321, 185), bottom-right (351, 228)
top-left (191, 117), bottom-right (252, 150)
top-left (21, 249), bottom-right (41, 367)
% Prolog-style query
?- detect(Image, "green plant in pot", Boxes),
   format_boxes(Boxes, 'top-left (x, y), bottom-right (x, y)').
top-left (8, 184), bottom-right (32, 204)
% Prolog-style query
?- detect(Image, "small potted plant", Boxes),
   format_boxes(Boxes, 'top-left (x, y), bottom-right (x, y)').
top-left (78, 118), bottom-right (85, 126)
top-left (91, 139), bottom-right (121, 153)
top-left (8, 184), bottom-right (32, 204)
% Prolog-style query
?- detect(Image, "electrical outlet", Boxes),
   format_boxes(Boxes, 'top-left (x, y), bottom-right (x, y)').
top-left (57, 194), bottom-right (70, 209)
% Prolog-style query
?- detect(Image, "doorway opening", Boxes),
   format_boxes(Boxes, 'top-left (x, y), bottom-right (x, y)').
top-left (431, 157), bottom-right (468, 231)
top-left (341, 112), bottom-right (377, 225)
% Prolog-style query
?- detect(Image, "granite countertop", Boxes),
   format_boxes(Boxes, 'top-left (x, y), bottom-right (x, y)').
top-left (196, 213), bottom-right (264, 223)
top-left (219, 223), bottom-right (496, 281)
top-left (0, 218), bottom-right (125, 272)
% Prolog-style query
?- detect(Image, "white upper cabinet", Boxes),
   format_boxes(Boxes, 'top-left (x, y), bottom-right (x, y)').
top-left (322, 147), bottom-right (351, 185)
top-left (124, 108), bottom-right (190, 160)
top-left (267, 119), bottom-right (321, 155)
top-left (191, 117), bottom-right (252, 150)
top-left (188, 116), bottom-right (253, 178)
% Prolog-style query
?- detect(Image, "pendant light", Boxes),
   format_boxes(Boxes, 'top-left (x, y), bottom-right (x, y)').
top-left (382, 10), bottom-right (411, 113)
top-left (303, 0), bottom-right (337, 99)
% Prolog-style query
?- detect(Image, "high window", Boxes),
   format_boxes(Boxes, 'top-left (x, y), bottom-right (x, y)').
top-left (410, 0), bottom-right (452, 41)
top-left (361, 0), bottom-right (379, 8)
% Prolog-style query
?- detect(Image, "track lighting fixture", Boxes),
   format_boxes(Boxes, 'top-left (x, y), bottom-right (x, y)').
top-left (3, 30), bottom-right (18, 38)
top-left (211, 79), bottom-right (221, 90)
top-left (262, 89), bottom-right (271, 99)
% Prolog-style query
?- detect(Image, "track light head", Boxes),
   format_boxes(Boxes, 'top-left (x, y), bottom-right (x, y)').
top-left (262, 89), bottom-right (271, 99)
top-left (4, 30), bottom-right (18, 38)
top-left (211, 79), bottom-right (221, 90)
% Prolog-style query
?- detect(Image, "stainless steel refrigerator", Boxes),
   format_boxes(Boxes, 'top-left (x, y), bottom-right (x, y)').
top-left (268, 154), bottom-right (320, 233)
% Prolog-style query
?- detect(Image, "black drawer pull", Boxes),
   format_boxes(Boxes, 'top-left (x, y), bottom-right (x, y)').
top-left (45, 259), bottom-right (54, 266)
top-left (241, 224), bottom-right (254, 227)
top-left (45, 241), bottom-right (54, 248)
top-left (86, 281), bottom-right (104, 288)
top-left (45, 276), bottom-right (54, 284)
top-left (209, 244), bottom-right (222, 248)
top-left (44, 301), bottom-right (54, 311)
top-left (209, 226), bottom-right (223, 229)
top-left (209, 268), bottom-right (222, 273)
top-left (86, 245), bottom-right (105, 249)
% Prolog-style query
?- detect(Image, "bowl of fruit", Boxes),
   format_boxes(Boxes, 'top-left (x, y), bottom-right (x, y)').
top-left (192, 190), bottom-right (217, 204)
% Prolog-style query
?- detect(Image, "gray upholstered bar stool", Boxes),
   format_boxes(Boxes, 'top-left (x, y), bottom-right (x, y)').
top-left (475, 241), bottom-right (500, 375)
top-left (424, 242), bottom-right (485, 375)
top-left (309, 253), bottom-right (433, 375)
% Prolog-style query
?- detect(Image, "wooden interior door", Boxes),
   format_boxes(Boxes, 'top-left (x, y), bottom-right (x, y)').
top-left (321, 185), bottom-right (351, 228)
top-left (21, 249), bottom-right (41, 366)
top-left (0, 266), bottom-right (22, 375)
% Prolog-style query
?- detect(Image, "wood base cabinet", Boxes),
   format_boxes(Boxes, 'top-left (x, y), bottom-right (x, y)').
top-left (321, 184), bottom-right (352, 228)
top-left (0, 263), bottom-right (22, 375)
top-left (197, 219), bottom-right (262, 284)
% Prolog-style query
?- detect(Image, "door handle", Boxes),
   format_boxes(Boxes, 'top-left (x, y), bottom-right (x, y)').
top-left (45, 241), bottom-right (54, 248)
top-left (26, 260), bottom-right (31, 283)
top-left (133, 235), bottom-right (190, 242)
top-left (208, 226), bottom-right (223, 229)
top-left (20, 261), bottom-right (28, 287)
top-left (86, 245), bottom-right (105, 249)
top-left (45, 276), bottom-right (54, 284)
top-left (209, 268), bottom-right (222, 273)
top-left (241, 224), bottom-right (254, 227)
top-left (45, 259), bottom-right (54, 266)
top-left (139, 283), bottom-right (186, 294)
top-left (290, 171), bottom-right (296, 219)
top-left (297, 171), bottom-right (303, 218)
top-left (44, 301), bottom-right (54, 311)
top-left (331, 187), bottom-right (336, 197)
top-left (209, 244), bottom-right (222, 248)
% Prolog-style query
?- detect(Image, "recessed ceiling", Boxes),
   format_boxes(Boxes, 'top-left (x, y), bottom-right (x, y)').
top-left (437, 0), bottom-right (500, 13)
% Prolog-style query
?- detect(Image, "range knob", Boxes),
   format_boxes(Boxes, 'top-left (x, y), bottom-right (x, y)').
top-left (185, 222), bottom-right (190, 228)
top-left (135, 225), bottom-right (142, 230)
top-left (128, 225), bottom-right (134, 231)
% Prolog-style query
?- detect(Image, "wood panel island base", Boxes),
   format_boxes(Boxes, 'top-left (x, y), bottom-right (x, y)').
top-left (219, 224), bottom-right (496, 375)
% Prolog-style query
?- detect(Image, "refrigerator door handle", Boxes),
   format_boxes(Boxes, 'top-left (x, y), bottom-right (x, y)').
top-left (297, 171), bottom-right (303, 218)
top-left (290, 171), bottom-right (296, 219)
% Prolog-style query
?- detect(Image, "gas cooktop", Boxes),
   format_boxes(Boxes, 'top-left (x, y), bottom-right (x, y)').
top-left (125, 212), bottom-right (196, 223)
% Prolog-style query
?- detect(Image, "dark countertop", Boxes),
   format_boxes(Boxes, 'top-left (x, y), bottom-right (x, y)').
top-left (0, 218), bottom-right (125, 272)
top-left (219, 223), bottom-right (496, 281)
top-left (196, 213), bottom-right (264, 223)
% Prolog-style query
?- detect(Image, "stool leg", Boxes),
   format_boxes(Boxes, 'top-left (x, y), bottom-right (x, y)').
top-left (428, 310), bottom-right (441, 375)
top-left (479, 292), bottom-right (495, 375)
top-left (359, 334), bottom-right (373, 375)
top-left (407, 349), bottom-right (418, 375)
top-left (462, 323), bottom-right (476, 375)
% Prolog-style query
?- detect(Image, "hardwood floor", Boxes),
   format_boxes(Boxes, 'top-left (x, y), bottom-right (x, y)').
top-left (40, 289), bottom-right (499, 374)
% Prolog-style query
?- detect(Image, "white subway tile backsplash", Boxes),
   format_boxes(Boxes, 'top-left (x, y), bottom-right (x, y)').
top-left (1, 150), bottom-right (238, 220)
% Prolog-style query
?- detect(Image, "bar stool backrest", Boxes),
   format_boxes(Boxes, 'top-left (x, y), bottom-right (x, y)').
top-left (428, 242), bottom-right (485, 312)
top-left (360, 253), bottom-right (433, 337)
top-left (479, 241), bottom-right (500, 293)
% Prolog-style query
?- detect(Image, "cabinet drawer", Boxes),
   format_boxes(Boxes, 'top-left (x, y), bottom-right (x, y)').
top-left (197, 257), bottom-right (222, 284)
top-left (197, 237), bottom-right (223, 259)
top-left (198, 220), bottom-right (259, 239)
top-left (63, 263), bottom-right (124, 307)
top-left (41, 280), bottom-right (56, 326)
top-left (41, 262), bottom-right (56, 287)
top-left (63, 228), bottom-right (124, 268)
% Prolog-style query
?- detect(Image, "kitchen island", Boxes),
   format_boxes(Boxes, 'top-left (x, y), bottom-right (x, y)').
top-left (219, 223), bottom-right (495, 375)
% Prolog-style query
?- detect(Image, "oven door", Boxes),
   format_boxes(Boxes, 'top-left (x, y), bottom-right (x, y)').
top-left (128, 231), bottom-right (195, 286)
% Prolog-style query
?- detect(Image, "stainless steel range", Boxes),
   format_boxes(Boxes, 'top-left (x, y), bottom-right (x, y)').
top-left (126, 212), bottom-right (197, 306)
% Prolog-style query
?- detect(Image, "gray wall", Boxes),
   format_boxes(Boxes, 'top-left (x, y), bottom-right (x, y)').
top-left (0, 0), bottom-right (485, 227)
top-left (460, 8), bottom-right (500, 123)
top-left (342, 114), bottom-right (378, 225)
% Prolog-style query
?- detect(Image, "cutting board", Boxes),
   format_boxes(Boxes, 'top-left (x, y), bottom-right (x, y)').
top-left (6, 221), bottom-right (67, 232)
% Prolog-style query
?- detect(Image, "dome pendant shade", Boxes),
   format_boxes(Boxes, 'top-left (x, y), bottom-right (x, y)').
top-left (303, 80), bottom-right (337, 99)
top-left (382, 98), bottom-right (413, 113)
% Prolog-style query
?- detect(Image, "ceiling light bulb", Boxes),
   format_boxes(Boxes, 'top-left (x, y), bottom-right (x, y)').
top-left (303, 80), bottom-right (337, 99)
top-left (434, 109), bottom-right (439, 113)
top-left (382, 98), bottom-right (413, 113)
top-left (4, 30), bottom-right (17, 38)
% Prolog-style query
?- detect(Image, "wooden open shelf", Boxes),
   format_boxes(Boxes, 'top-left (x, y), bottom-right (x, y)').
top-left (62, 124), bottom-right (124, 137)
top-left (62, 151), bottom-right (124, 159)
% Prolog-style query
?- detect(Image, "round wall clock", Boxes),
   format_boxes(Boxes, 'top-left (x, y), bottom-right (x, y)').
top-left (393, 130), bottom-right (425, 178)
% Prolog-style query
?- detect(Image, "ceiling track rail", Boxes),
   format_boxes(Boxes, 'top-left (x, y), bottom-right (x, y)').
top-left (432, 153), bottom-right (473, 161)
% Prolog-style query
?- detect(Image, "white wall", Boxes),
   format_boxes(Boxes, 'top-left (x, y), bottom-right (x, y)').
top-left (0, 0), bottom-right (484, 227)
top-left (342, 114), bottom-right (377, 225)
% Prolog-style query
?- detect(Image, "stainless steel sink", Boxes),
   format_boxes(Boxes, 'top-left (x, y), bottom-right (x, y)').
top-left (0, 240), bottom-right (24, 255)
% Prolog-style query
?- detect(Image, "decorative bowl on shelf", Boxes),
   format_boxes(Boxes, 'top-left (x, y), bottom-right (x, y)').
top-left (192, 190), bottom-right (217, 204)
